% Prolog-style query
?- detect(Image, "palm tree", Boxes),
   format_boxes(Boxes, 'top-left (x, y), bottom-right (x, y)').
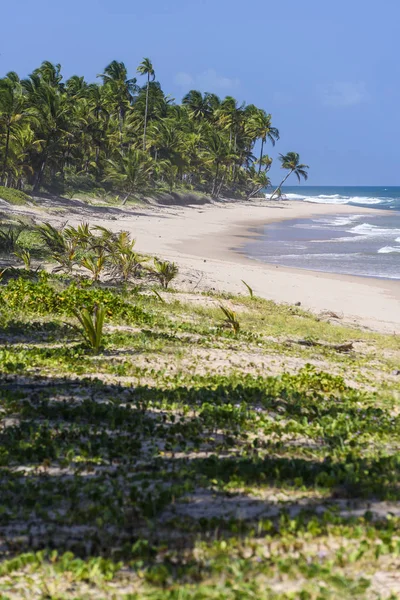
top-left (22, 73), bottom-right (70, 192)
top-left (246, 109), bottom-right (279, 173)
top-left (137, 58), bottom-right (155, 151)
top-left (205, 130), bottom-right (236, 197)
top-left (98, 61), bottom-right (137, 148)
top-left (270, 152), bottom-right (309, 200)
top-left (0, 75), bottom-right (27, 185)
top-left (104, 148), bottom-right (153, 204)
top-left (0, 57), bottom-right (308, 200)
top-left (245, 166), bottom-right (271, 200)
top-left (33, 61), bottom-right (63, 89)
top-left (183, 90), bottom-right (210, 121)
top-left (217, 96), bottom-right (244, 151)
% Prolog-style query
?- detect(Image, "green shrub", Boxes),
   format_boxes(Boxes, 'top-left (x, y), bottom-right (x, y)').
top-left (0, 187), bottom-right (30, 205)
top-left (0, 275), bottom-right (152, 323)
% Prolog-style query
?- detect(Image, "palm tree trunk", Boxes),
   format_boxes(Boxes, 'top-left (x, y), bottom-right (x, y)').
top-left (119, 106), bottom-right (124, 152)
top-left (33, 156), bottom-right (47, 193)
top-left (258, 138), bottom-right (264, 174)
top-left (212, 163), bottom-right (220, 197)
top-left (143, 75), bottom-right (149, 151)
top-left (270, 170), bottom-right (293, 200)
top-left (1, 127), bottom-right (11, 186)
top-left (122, 192), bottom-right (131, 205)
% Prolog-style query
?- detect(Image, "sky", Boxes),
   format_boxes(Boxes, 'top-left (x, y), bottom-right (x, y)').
top-left (2, 0), bottom-right (400, 186)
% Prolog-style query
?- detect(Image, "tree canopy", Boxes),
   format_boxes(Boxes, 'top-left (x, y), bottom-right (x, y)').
top-left (0, 59), bottom-right (307, 200)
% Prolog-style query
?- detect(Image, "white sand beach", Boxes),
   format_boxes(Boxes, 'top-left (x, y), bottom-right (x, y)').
top-left (6, 197), bottom-right (400, 333)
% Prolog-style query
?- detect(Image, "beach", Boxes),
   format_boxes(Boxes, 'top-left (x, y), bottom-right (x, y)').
top-left (129, 199), bottom-right (400, 333)
top-left (6, 197), bottom-right (400, 333)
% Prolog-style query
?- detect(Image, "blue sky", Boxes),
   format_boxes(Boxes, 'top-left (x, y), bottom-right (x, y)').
top-left (2, 0), bottom-right (399, 185)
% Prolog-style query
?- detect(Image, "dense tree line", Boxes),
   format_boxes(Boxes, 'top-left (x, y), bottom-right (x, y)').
top-left (0, 58), bottom-right (308, 200)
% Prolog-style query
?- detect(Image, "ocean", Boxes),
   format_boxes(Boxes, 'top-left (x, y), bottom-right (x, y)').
top-left (244, 186), bottom-right (400, 280)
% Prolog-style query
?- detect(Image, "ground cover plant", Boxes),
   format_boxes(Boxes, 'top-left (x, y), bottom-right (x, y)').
top-left (0, 262), bottom-right (399, 598)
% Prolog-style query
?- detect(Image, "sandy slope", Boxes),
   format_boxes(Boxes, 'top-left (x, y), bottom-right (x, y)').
top-left (4, 196), bottom-right (400, 333)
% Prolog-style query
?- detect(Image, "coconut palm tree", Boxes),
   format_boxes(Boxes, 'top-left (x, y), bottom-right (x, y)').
top-left (98, 61), bottom-right (138, 148)
top-left (217, 96), bottom-right (245, 151)
top-left (22, 74), bottom-right (70, 192)
top-left (104, 148), bottom-right (153, 204)
top-left (270, 152), bottom-right (309, 199)
top-left (183, 90), bottom-right (210, 121)
top-left (246, 109), bottom-right (279, 172)
top-left (0, 75), bottom-right (28, 185)
top-left (204, 130), bottom-right (236, 197)
top-left (137, 58), bottom-right (155, 151)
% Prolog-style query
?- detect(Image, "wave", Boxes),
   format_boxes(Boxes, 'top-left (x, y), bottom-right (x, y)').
top-left (349, 223), bottom-right (400, 237)
top-left (378, 246), bottom-right (400, 254)
top-left (284, 193), bottom-right (307, 200)
top-left (315, 215), bottom-right (363, 227)
top-left (349, 196), bottom-right (384, 205)
top-left (269, 252), bottom-right (357, 260)
top-left (283, 193), bottom-right (391, 206)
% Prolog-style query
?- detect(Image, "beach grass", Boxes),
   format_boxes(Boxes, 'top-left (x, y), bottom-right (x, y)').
top-left (0, 270), bottom-right (399, 599)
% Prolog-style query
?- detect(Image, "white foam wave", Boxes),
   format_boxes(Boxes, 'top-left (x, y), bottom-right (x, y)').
top-left (349, 223), bottom-right (400, 237)
top-left (316, 215), bottom-right (363, 227)
top-left (306, 196), bottom-right (349, 205)
top-left (274, 253), bottom-right (357, 259)
top-left (349, 196), bottom-right (384, 205)
top-left (396, 237), bottom-right (400, 243)
top-left (378, 246), bottom-right (400, 254)
top-left (285, 193), bottom-right (307, 200)
top-left (284, 193), bottom-right (387, 206)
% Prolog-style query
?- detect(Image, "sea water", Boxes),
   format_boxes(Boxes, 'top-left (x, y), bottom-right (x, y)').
top-left (244, 186), bottom-right (400, 279)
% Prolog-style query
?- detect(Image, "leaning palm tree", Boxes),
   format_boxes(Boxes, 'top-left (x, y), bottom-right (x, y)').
top-left (270, 152), bottom-right (309, 200)
top-left (137, 58), bottom-right (155, 151)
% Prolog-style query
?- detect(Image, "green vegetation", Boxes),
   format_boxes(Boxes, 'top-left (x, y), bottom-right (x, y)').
top-left (0, 59), bottom-right (308, 201)
top-left (219, 304), bottom-right (240, 334)
top-left (0, 260), bottom-right (399, 597)
top-left (0, 186), bottom-right (30, 205)
top-left (152, 258), bottom-right (179, 288)
top-left (241, 279), bottom-right (254, 298)
top-left (270, 152), bottom-right (309, 199)
top-left (74, 303), bottom-right (106, 353)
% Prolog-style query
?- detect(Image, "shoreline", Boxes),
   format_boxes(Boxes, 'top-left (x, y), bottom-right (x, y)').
top-left (128, 199), bottom-right (400, 333)
top-left (5, 197), bottom-right (400, 333)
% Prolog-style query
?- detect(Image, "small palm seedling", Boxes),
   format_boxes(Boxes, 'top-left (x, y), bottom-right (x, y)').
top-left (14, 248), bottom-right (31, 270)
top-left (219, 305), bottom-right (240, 335)
top-left (111, 249), bottom-right (145, 282)
top-left (81, 248), bottom-right (107, 283)
top-left (241, 280), bottom-right (254, 298)
top-left (37, 222), bottom-right (78, 273)
top-left (64, 222), bottom-right (93, 250)
top-left (91, 225), bottom-right (116, 249)
top-left (107, 231), bottom-right (145, 281)
top-left (153, 258), bottom-right (179, 289)
top-left (73, 304), bottom-right (106, 353)
top-left (0, 227), bottom-right (23, 253)
top-left (36, 222), bottom-right (67, 254)
top-left (52, 246), bottom-right (77, 274)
